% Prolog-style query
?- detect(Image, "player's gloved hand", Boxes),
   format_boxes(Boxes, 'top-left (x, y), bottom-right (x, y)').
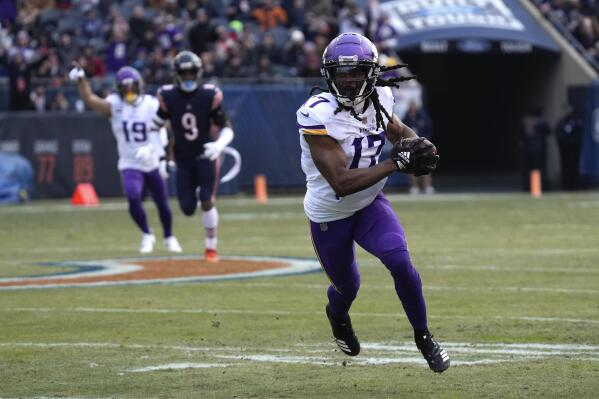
top-left (390, 137), bottom-right (439, 176)
top-left (202, 127), bottom-right (235, 161)
top-left (68, 64), bottom-right (85, 81)
top-left (135, 144), bottom-right (156, 164)
top-left (158, 158), bottom-right (169, 179)
top-left (202, 141), bottom-right (223, 161)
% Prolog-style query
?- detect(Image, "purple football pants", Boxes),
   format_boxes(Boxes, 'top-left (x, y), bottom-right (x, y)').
top-left (121, 168), bottom-right (173, 238)
top-left (309, 193), bottom-right (428, 331)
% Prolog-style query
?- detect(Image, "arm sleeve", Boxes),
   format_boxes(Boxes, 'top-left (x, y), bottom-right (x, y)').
top-left (210, 105), bottom-right (229, 128)
top-left (153, 88), bottom-right (170, 128)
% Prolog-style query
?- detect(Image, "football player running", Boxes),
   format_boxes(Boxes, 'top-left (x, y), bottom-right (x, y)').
top-left (297, 33), bottom-right (448, 372)
top-left (69, 64), bottom-right (182, 254)
top-left (152, 51), bottom-right (234, 262)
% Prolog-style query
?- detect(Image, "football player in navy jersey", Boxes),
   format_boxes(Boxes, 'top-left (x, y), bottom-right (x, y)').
top-left (153, 51), bottom-right (234, 262)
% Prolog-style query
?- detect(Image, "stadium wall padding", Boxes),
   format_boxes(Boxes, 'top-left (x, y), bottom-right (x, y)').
top-left (0, 85), bottom-right (313, 198)
top-left (222, 84), bottom-right (310, 188)
top-left (0, 113), bottom-right (121, 198)
top-left (0, 84), bottom-right (410, 199)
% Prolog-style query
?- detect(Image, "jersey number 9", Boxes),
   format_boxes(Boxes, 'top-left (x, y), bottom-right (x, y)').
top-left (182, 112), bottom-right (199, 141)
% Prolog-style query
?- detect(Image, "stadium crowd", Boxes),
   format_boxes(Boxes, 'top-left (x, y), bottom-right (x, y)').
top-left (0, 0), bottom-right (404, 111)
top-left (533, 0), bottom-right (599, 65)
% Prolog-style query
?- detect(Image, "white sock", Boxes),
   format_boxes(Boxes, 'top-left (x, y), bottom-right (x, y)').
top-left (202, 207), bottom-right (218, 250)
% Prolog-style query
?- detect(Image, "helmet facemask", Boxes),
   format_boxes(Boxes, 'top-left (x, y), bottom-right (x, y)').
top-left (118, 79), bottom-right (141, 104)
top-left (116, 66), bottom-right (144, 105)
top-left (323, 62), bottom-right (379, 107)
top-left (173, 51), bottom-right (203, 93)
top-left (175, 66), bottom-right (201, 92)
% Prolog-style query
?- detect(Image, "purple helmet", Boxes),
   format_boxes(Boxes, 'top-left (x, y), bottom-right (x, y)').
top-left (116, 66), bottom-right (144, 103)
top-left (321, 33), bottom-right (380, 107)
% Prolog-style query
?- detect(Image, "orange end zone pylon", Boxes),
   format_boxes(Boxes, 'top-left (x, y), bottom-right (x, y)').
top-left (71, 183), bottom-right (100, 206)
top-left (254, 174), bottom-right (268, 204)
top-left (530, 169), bottom-right (542, 198)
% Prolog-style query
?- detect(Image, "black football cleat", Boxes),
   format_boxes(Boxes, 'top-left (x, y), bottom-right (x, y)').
top-left (326, 304), bottom-right (360, 356)
top-left (415, 330), bottom-right (450, 373)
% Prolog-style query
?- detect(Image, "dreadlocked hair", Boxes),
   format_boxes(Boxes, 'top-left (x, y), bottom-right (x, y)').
top-left (309, 63), bottom-right (417, 133)
top-left (371, 64), bottom-right (417, 133)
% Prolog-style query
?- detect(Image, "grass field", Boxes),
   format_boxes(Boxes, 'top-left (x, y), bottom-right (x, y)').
top-left (1, 191), bottom-right (598, 398)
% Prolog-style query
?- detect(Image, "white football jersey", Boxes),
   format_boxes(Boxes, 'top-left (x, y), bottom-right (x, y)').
top-left (297, 87), bottom-right (395, 222)
top-left (105, 93), bottom-right (166, 172)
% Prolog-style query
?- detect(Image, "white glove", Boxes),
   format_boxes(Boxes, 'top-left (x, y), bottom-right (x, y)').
top-left (68, 66), bottom-right (85, 81)
top-left (158, 159), bottom-right (169, 179)
top-left (202, 127), bottom-right (234, 161)
top-left (135, 144), bottom-right (156, 164)
top-left (202, 142), bottom-right (222, 161)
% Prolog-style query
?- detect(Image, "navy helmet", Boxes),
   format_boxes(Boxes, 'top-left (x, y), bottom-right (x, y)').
top-left (172, 50), bottom-right (203, 93)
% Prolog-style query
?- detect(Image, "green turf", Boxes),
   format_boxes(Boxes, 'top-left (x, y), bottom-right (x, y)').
top-left (0, 192), bottom-right (598, 398)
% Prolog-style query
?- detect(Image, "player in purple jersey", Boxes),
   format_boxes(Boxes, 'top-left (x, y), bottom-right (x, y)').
top-left (298, 33), bottom-right (449, 372)
top-left (152, 51), bottom-right (234, 262)
top-left (69, 64), bottom-right (182, 254)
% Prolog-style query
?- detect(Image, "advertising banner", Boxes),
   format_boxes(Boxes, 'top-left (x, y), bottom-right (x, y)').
top-left (380, 0), bottom-right (559, 53)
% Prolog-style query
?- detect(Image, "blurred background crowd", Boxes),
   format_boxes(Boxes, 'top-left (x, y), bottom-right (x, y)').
top-left (0, 0), bottom-right (409, 111)
top-left (533, 0), bottom-right (599, 66)
top-left (1, 0), bottom-right (599, 113)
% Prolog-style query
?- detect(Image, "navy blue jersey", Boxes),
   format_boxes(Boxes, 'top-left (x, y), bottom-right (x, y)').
top-left (156, 83), bottom-right (219, 162)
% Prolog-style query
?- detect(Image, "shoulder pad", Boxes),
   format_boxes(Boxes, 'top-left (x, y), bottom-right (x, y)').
top-left (297, 95), bottom-right (335, 136)
top-left (202, 83), bottom-right (218, 91)
top-left (298, 93), bottom-right (336, 125)
top-left (158, 84), bottom-right (175, 94)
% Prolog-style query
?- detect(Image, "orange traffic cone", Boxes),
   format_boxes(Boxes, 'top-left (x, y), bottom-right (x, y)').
top-left (254, 174), bottom-right (268, 204)
top-left (530, 169), bottom-right (542, 198)
top-left (71, 183), bottom-right (100, 206)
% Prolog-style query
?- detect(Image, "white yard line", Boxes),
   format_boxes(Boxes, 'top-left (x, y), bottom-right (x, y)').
top-left (221, 281), bottom-right (599, 295)
top-left (3, 307), bottom-right (599, 325)
top-left (420, 264), bottom-right (599, 274)
top-left (1, 340), bottom-right (598, 373)
top-left (128, 362), bottom-right (230, 372)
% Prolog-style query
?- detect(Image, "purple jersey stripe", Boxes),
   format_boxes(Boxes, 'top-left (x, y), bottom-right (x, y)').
top-left (297, 123), bottom-right (326, 129)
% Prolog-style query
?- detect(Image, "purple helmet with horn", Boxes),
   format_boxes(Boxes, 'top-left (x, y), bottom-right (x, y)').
top-left (116, 66), bottom-right (144, 104)
top-left (321, 33), bottom-right (380, 107)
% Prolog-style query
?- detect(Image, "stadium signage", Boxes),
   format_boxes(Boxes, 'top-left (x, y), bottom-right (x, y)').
top-left (383, 0), bottom-right (525, 32)
top-left (500, 41), bottom-right (532, 53)
top-left (0, 140), bottom-right (19, 153)
top-left (420, 40), bottom-right (449, 52)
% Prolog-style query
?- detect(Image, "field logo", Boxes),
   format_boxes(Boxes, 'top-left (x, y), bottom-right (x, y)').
top-left (0, 256), bottom-right (321, 290)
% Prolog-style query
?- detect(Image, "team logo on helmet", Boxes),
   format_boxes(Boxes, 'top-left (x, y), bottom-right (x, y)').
top-left (172, 51), bottom-right (203, 93)
top-left (321, 33), bottom-right (380, 107)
